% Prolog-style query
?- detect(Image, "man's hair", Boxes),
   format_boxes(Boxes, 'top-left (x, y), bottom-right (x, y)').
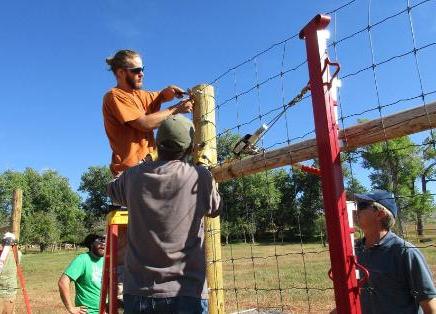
top-left (106, 49), bottom-right (139, 74)
top-left (373, 202), bottom-right (396, 230)
top-left (82, 234), bottom-right (105, 250)
top-left (158, 145), bottom-right (193, 161)
top-left (156, 114), bottom-right (195, 161)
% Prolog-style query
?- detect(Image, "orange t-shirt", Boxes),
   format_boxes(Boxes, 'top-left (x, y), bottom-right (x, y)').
top-left (103, 88), bottom-right (161, 176)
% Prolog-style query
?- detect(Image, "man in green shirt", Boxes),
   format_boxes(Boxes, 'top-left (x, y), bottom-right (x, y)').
top-left (58, 234), bottom-right (105, 314)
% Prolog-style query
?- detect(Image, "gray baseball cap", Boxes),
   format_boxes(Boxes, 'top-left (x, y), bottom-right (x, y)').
top-left (157, 114), bottom-right (195, 152)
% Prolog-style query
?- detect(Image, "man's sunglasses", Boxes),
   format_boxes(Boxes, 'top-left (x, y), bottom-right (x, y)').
top-left (357, 201), bottom-right (375, 211)
top-left (125, 66), bottom-right (144, 74)
top-left (94, 238), bottom-right (106, 245)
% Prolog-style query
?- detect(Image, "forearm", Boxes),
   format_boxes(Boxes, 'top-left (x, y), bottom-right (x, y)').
top-left (421, 298), bottom-right (436, 314)
top-left (58, 275), bottom-right (74, 312)
top-left (128, 106), bottom-right (177, 132)
top-left (128, 98), bottom-right (192, 132)
top-left (157, 85), bottom-right (185, 103)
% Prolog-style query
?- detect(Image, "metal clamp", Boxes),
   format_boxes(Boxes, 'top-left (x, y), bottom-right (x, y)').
top-left (321, 58), bottom-right (340, 89)
top-left (328, 255), bottom-right (369, 288)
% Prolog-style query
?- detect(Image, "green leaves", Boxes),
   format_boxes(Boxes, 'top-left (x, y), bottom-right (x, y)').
top-left (0, 168), bottom-right (84, 250)
top-left (78, 166), bottom-right (113, 229)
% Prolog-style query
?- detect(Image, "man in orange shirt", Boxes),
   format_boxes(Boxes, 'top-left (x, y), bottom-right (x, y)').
top-left (103, 49), bottom-right (193, 176)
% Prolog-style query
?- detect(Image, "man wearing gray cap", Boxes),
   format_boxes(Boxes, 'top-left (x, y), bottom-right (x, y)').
top-left (354, 190), bottom-right (436, 314)
top-left (107, 114), bottom-right (221, 314)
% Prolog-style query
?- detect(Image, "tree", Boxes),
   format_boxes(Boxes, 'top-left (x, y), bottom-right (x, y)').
top-left (293, 166), bottom-right (323, 240)
top-left (79, 166), bottom-right (113, 229)
top-left (342, 151), bottom-right (367, 198)
top-left (360, 136), bottom-right (426, 235)
top-left (21, 211), bottom-right (60, 252)
top-left (0, 170), bottom-right (25, 226)
top-left (220, 220), bottom-right (232, 245)
top-left (416, 136), bottom-right (436, 236)
top-left (0, 168), bottom-right (84, 250)
top-left (274, 169), bottom-right (297, 242)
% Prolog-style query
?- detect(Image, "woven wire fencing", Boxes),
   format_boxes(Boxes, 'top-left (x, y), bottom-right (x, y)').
top-left (203, 0), bottom-right (436, 312)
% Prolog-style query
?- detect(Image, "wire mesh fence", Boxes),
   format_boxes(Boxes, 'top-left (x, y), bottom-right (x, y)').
top-left (202, 0), bottom-right (436, 312)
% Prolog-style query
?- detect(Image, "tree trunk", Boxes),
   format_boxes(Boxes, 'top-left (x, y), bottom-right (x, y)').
top-left (416, 214), bottom-right (424, 237)
top-left (410, 180), bottom-right (423, 237)
top-left (40, 243), bottom-right (47, 252)
top-left (391, 173), bottom-right (404, 237)
top-left (417, 173), bottom-right (428, 237)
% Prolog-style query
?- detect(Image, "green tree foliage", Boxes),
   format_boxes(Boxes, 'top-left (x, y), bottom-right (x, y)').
top-left (361, 136), bottom-right (423, 195)
top-left (0, 171), bottom-right (24, 225)
top-left (21, 211), bottom-right (61, 252)
top-left (0, 168), bottom-right (85, 250)
top-left (216, 131), bottom-right (328, 242)
top-left (79, 166), bottom-right (113, 230)
top-left (274, 169), bottom-right (297, 239)
top-left (220, 220), bottom-right (232, 245)
top-left (360, 135), bottom-right (435, 235)
top-left (342, 151), bottom-right (367, 198)
top-left (292, 167), bottom-right (323, 239)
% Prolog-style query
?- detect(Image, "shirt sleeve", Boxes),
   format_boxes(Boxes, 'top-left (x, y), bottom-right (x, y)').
top-left (403, 246), bottom-right (436, 303)
top-left (104, 92), bottom-right (143, 123)
top-left (199, 167), bottom-right (221, 218)
top-left (64, 254), bottom-right (85, 281)
top-left (107, 171), bottom-right (129, 207)
top-left (142, 91), bottom-right (161, 114)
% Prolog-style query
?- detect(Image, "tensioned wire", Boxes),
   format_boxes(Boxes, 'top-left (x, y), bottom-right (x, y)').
top-left (205, 0), bottom-right (436, 311)
top-left (199, 0), bottom-right (435, 157)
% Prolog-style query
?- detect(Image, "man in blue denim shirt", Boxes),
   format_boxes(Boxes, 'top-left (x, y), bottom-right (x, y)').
top-left (354, 190), bottom-right (436, 314)
top-left (107, 115), bottom-right (221, 314)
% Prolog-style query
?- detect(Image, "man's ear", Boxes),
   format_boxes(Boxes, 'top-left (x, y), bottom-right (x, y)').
top-left (116, 68), bottom-right (125, 79)
top-left (375, 209), bottom-right (387, 220)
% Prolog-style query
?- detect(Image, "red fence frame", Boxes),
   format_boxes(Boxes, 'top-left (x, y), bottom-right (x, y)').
top-left (299, 14), bottom-right (361, 314)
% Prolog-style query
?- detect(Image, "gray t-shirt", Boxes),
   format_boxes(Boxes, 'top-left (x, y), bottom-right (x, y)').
top-left (356, 231), bottom-right (436, 314)
top-left (107, 160), bottom-right (221, 299)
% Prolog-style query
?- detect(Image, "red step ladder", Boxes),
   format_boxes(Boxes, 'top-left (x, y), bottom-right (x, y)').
top-left (99, 211), bottom-right (128, 314)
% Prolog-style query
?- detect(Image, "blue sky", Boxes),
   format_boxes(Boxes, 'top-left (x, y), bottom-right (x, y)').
top-left (1, 0), bottom-right (435, 195)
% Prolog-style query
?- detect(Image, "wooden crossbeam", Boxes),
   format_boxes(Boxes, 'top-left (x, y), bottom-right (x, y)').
top-left (212, 101), bottom-right (435, 183)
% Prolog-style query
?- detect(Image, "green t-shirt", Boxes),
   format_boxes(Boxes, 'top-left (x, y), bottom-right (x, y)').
top-left (64, 252), bottom-right (103, 314)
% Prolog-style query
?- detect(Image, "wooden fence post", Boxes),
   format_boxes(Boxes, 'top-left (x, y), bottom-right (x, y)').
top-left (192, 84), bottom-right (225, 314)
top-left (12, 188), bottom-right (23, 241)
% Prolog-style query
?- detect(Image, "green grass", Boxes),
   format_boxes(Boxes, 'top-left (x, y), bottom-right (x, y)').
top-left (15, 229), bottom-right (435, 313)
top-left (16, 249), bottom-right (85, 314)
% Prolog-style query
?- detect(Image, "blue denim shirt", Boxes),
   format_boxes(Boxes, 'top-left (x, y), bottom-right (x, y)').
top-left (356, 232), bottom-right (436, 314)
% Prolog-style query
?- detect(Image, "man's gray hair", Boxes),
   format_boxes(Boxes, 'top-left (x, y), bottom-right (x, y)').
top-left (373, 202), bottom-right (396, 230)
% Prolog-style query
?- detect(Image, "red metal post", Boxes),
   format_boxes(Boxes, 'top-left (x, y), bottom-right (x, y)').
top-left (299, 15), bottom-right (361, 314)
top-left (13, 245), bottom-right (32, 314)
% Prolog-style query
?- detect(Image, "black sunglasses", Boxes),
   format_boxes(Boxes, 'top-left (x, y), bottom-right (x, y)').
top-left (357, 201), bottom-right (374, 211)
top-left (125, 66), bottom-right (144, 74)
top-left (94, 238), bottom-right (106, 245)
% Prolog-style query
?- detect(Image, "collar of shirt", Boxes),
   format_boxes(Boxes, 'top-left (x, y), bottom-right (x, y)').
top-left (358, 231), bottom-right (395, 251)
